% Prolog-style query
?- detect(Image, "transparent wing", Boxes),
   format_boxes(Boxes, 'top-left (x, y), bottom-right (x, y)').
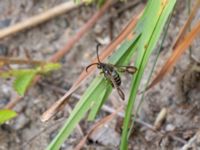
top-left (107, 64), bottom-right (137, 74)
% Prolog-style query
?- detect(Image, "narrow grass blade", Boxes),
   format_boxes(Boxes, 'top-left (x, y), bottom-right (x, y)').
top-left (47, 34), bottom-right (141, 150)
top-left (146, 20), bottom-right (200, 91)
top-left (136, 3), bottom-right (175, 122)
top-left (87, 85), bottom-right (111, 120)
top-left (88, 34), bottom-right (141, 120)
top-left (41, 13), bottom-right (140, 122)
top-left (47, 76), bottom-right (105, 150)
top-left (120, 0), bottom-right (176, 149)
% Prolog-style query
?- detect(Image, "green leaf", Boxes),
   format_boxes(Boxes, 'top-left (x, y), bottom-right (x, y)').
top-left (87, 83), bottom-right (111, 120)
top-left (0, 63), bottom-right (61, 96)
top-left (13, 70), bottom-right (37, 96)
top-left (36, 63), bottom-right (61, 74)
top-left (0, 109), bottom-right (17, 124)
top-left (47, 76), bottom-right (106, 150)
top-left (120, 0), bottom-right (176, 149)
top-left (47, 34), bottom-right (141, 150)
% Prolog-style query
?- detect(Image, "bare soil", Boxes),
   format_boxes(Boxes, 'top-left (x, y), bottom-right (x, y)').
top-left (0, 0), bottom-right (200, 150)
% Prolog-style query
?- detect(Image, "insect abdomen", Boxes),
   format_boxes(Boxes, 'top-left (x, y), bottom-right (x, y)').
top-left (113, 71), bottom-right (121, 86)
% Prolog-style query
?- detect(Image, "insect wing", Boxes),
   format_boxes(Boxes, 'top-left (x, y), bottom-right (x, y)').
top-left (118, 66), bottom-right (137, 74)
top-left (107, 64), bottom-right (137, 74)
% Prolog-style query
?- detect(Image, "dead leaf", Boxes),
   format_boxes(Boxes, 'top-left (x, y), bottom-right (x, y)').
top-left (146, 21), bottom-right (200, 91)
top-left (173, 0), bottom-right (200, 49)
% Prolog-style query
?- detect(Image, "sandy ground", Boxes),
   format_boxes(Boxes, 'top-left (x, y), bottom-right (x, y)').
top-left (0, 0), bottom-right (200, 150)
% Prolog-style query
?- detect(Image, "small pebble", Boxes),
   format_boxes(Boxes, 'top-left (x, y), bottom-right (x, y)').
top-left (165, 124), bottom-right (175, 132)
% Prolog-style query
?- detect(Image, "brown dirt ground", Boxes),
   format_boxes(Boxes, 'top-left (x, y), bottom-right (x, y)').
top-left (0, 0), bottom-right (200, 150)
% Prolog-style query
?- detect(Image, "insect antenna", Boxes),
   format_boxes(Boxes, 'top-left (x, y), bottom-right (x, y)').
top-left (85, 63), bottom-right (99, 72)
top-left (85, 44), bottom-right (102, 72)
top-left (96, 43), bottom-right (102, 63)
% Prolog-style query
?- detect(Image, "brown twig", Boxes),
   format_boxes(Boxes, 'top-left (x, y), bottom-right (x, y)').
top-left (181, 129), bottom-right (200, 150)
top-left (173, 0), bottom-right (200, 49)
top-left (5, 95), bottom-right (22, 109)
top-left (38, 83), bottom-right (187, 146)
top-left (116, 0), bottom-right (141, 15)
top-left (0, 1), bottom-right (80, 39)
top-left (40, 80), bottom-right (85, 136)
top-left (0, 56), bottom-right (46, 66)
top-left (50, 0), bottom-right (113, 62)
top-left (41, 10), bottom-right (141, 122)
top-left (108, 0), bottom-right (141, 41)
top-left (145, 20), bottom-right (200, 92)
top-left (4, 0), bottom-right (112, 110)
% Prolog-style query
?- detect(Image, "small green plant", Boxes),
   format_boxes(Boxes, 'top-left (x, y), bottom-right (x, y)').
top-left (0, 109), bottom-right (17, 125)
top-left (0, 63), bottom-right (61, 96)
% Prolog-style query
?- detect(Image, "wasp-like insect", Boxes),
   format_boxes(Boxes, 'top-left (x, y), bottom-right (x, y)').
top-left (86, 44), bottom-right (137, 100)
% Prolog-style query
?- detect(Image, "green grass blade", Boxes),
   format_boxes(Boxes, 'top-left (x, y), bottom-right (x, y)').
top-left (87, 34), bottom-right (141, 120)
top-left (47, 76), bottom-right (106, 150)
top-left (120, 1), bottom-right (176, 149)
top-left (87, 84), bottom-right (111, 120)
top-left (47, 34), bottom-right (141, 150)
top-left (136, 5), bottom-right (175, 121)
